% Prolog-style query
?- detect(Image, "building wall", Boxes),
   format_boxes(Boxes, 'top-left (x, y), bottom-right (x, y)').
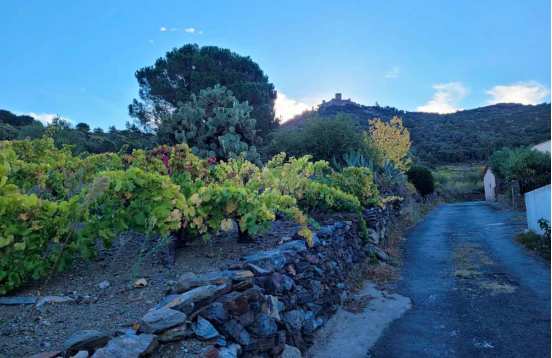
top-left (484, 168), bottom-right (496, 201)
top-left (532, 140), bottom-right (551, 153)
top-left (525, 184), bottom-right (551, 234)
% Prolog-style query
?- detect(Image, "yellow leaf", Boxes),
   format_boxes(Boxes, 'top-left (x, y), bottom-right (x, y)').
top-left (190, 193), bottom-right (202, 205)
top-left (193, 216), bottom-right (204, 227)
top-left (220, 218), bottom-right (234, 232)
top-left (297, 226), bottom-right (313, 247)
top-left (225, 201), bottom-right (237, 214)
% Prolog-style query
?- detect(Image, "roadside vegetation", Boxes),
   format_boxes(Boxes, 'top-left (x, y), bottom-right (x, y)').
top-left (433, 164), bottom-right (484, 201)
top-left (0, 44), bottom-right (450, 296)
top-left (516, 219), bottom-right (551, 260)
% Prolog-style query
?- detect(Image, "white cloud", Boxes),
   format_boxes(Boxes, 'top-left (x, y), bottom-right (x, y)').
top-left (25, 112), bottom-right (70, 125)
top-left (417, 82), bottom-right (468, 114)
top-left (161, 26), bottom-right (202, 34)
top-left (274, 92), bottom-right (312, 122)
top-left (385, 66), bottom-right (400, 79)
top-left (486, 81), bottom-right (549, 105)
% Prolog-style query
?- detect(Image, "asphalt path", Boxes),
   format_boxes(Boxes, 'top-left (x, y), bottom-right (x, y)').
top-left (369, 202), bottom-right (550, 358)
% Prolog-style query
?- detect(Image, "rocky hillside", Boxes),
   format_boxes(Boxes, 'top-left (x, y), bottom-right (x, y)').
top-left (283, 97), bottom-right (551, 165)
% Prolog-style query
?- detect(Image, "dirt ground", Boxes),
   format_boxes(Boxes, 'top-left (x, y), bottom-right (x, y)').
top-left (0, 221), bottom-right (301, 357)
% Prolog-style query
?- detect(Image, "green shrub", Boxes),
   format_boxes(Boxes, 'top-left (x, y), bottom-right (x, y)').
top-left (329, 167), bottom-right (380, 206)
top-left (265, 114), bottom-right (369, 165)
top-left (406, 166), bottom-right (434, 196)
top-left (490, 147), bottom-right (550, 193)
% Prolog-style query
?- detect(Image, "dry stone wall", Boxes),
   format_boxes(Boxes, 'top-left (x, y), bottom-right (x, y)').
top-left (55, 208), bottom-right (393, 358)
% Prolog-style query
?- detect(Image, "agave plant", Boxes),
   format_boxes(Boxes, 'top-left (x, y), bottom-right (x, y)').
top-left (376, 160), bottom-right (407, 194)
top-left (332, 150), bottom-right (375, 170)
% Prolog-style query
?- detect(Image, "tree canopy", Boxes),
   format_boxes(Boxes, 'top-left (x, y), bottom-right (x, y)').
top-left (367, 116), bottom-right (411, 171)
top-left (129, 44), bottom-right (277, 137)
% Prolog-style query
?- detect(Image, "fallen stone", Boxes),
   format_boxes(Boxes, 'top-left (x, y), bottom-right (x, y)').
top-left (284, 310), bottom-right (305, 332)
top-left (98, 280), bottom-right (110, 289)
top-left (218, 344), bottom-right (241, 358)
top-left (141, 307), bottom-right (187, 334)
top-left (219, 291), bottom-right (250, 316)
top-left (92, 334), bottom-right (158, 358)
top-left (154, 294), bottom-right (180, 310)
top-left (63, 330), bottom-right (109, 353)
top-left (222, 320), bottom-right (252, 346)
top-left (133, 278), bottom-right (148, 288)
top-left (282, 344), bottom-right (302, 358)
top-left (176, 270), bottom-right (253, 293)
top-left (36, 295), bottom-right (74, 308)
top-left (243, 250), bottom-right (287, 271)
top-left (161, 284), bottom-right (229, 313)
top-left (193, 317), bottom-right (220, 340)
top-left (202, 302), bottom-right (228, 325)
top-left (302, 311), bottom-right (323, 334)
top-left (246, 263), bottom-right (272, 275)
top-left (279, 240), bottom-right (307, 253)
top-left (266, 295), bottom-right (283, 321)
top-left (250, 314), bottom-right (278, 337)
top-left (238, 310), bottom-right (256, 327)
top-left (365, 244), bottom-right (390, 262)
top-left (0, 296), bottom-right (37, 305)
top-left (158, 325), bottom-right (193, 343)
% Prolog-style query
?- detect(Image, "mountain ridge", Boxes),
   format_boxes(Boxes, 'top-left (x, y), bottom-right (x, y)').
top-left (283, 95), bottom-right (551, 164)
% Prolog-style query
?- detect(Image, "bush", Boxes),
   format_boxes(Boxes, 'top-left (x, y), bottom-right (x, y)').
top-left (489, 147), bottom-right (550, 193)
top-left (406, 166), bottom-right (434, 196)
top-left (329, 167), bottom-right (380, 206)
top-left (265, 114), bottom-right (369, 165)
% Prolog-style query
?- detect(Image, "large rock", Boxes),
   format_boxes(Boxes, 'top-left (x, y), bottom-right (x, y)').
top-left (176, 270), bottom-right (253, 293)
top-left (92, 334), bottom-right (157, 358)
top-left (193, 317), bottom-right (220, 340)
top-left (63, 330), bottom-right (109, 353)
top-left (141, 307), bottom-right (186, 334)
top-left (161, 284), bottom-right (229, 313)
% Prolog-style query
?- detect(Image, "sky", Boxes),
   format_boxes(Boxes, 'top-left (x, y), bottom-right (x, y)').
top-left (0, 0), bottom-right (550, 128)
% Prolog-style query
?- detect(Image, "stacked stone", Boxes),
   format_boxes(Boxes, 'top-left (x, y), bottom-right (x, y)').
top-left (58, 219), bottom-right (389, 358)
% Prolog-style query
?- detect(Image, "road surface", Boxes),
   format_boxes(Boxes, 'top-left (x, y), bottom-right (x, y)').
top-left (369, 202), bottom-right (550, 358)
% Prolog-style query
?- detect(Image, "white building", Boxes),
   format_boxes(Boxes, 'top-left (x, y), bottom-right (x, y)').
top-left (483, 167), bottom-right (497, 201)
top-left (532, 140), bottom-right (551, 153)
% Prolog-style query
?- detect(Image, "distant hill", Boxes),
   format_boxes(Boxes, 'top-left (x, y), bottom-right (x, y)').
top-left (0, 109), bottom-right (155, 154)
top-left (283, 95), bottom-right (551, 164)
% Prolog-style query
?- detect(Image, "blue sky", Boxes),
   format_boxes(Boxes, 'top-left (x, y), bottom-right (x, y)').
top-left (1, 0), bottom-right (550, 128)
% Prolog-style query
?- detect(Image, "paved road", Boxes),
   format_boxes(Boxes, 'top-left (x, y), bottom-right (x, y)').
top-left (369, 202), bottom-right (550, 358)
